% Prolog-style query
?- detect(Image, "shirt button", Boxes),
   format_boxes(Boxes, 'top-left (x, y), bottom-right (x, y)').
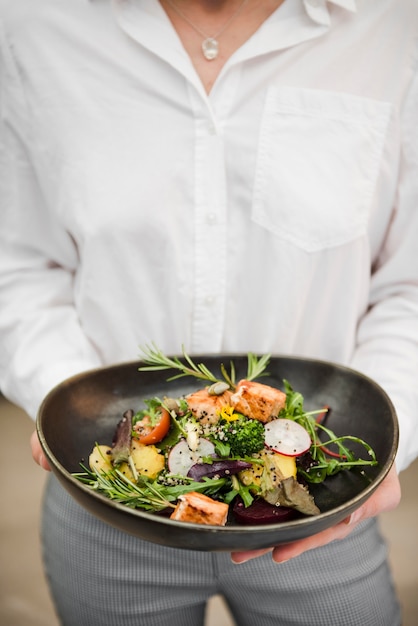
top-left (204, 295), bottom-right (215, 306)
top-left (308, 0), bottom-right (321, 6)
top-left (206, 213), bottom-right (217, 225)
top-left (208, 123), bottom-right (217, 135)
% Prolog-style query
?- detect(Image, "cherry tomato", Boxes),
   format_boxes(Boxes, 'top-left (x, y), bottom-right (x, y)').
top-left (133, 408), bottom-right (171, 445)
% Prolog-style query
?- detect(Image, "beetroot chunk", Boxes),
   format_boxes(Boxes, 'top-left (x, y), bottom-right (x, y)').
top-left (233, 497), bottom-right (298, 525)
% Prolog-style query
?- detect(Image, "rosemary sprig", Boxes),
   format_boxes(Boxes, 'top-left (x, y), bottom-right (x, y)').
top-left (76, 464), bottom-right (229, 512)
top-left (138, 344), bottom-right (270, 388)
top-left (246, 352), bottom-right (271, 381)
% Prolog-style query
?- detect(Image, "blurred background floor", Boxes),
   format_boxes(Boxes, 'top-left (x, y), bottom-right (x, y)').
top-left (1, 394), bottom-right (417, 626)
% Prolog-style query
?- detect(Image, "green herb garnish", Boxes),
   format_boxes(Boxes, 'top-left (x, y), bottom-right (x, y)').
top-left (280, 380), bottom-right (378, 483)
top-left (138, 344), bottom-right (270, 389)
top-left (75, 465), bottom-right (228, 511)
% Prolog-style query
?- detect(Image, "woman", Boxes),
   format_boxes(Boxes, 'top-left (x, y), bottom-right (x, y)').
top-left (1, 0), bottom-right (417, 624)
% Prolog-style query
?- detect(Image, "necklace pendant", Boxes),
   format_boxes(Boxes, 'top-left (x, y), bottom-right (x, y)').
top-left (202, 37), bottom-right (219, 61)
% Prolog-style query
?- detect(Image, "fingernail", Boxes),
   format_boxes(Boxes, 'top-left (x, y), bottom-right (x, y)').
top-left (344, 511), bottom-right (360, 525)
top-left (38, 451), bottom-right (48, 470)
top-left (231, 548), bottom-right (272, 564)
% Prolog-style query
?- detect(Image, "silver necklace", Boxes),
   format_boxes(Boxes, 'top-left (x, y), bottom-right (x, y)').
top-left (164, 0), bottom-right (249, 61)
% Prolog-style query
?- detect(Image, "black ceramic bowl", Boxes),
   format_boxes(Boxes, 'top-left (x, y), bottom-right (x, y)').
top-left (37, 355), bottom-right (398, 552)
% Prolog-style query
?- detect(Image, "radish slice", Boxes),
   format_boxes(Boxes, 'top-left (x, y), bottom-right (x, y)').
top-left (264, 419), bottom-right (311, 457)
top-left (167, 438), bottom-right (215, 476)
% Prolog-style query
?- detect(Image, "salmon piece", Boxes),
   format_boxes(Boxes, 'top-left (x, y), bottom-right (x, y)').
top-left (230, 380), bottom-right (286, 423)
top-left (170, 491), bottom-right (229, 526)
top-left (186, 388), bottom-right (233, 425)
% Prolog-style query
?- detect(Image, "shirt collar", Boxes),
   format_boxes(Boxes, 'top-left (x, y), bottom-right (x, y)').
top-left (303, 0), bottom-right (357, 26)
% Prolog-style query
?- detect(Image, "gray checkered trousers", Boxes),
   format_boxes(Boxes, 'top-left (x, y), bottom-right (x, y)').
top-left (41, 476), bottom-right (401, 626)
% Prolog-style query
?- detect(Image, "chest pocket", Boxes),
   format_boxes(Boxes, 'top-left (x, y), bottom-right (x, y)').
top-left (252, 87), bottom-right (391, 252)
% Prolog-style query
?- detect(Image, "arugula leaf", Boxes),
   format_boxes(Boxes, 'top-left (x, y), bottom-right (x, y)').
top-left (133, 397), bottom-right (164, 427)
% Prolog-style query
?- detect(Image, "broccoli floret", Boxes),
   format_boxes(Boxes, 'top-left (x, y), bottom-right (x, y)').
top-left (217, 416), bottom-right (265, 457)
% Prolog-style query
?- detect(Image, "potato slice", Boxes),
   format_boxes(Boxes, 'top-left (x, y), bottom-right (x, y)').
top-left (89, 441), bottom-right (165, 481)
top-left (239, 451), bottom-right (296, 490)
top-left (117, 461), bottom-right (135, 481)
top-left (88, 445), bottom-right (113, 473)
top-left (272, 452), bottom-right (297, 479)
top-left (130, 440), bottom-right (165, 479)
top-left (239, 461), bottom-right (264, 489)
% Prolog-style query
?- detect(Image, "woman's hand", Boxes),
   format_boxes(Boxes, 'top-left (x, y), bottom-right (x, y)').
top-left (30, 430), bottom-right (51, 471)
top-left (231, 464), bottom-right (401, 564)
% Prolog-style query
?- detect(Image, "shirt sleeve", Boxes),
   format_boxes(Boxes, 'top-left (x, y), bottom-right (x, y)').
top-left (350, 65), bottom-right (418, 472)
top-left (0, 25), bottom-right (102, 420)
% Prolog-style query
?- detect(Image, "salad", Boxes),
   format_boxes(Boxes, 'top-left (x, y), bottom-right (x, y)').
top-left (75, 347), bottom-right (378, 526)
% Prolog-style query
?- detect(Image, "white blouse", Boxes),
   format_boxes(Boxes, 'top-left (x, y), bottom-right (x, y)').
top-left (0, 0), bottom-right (417, 470)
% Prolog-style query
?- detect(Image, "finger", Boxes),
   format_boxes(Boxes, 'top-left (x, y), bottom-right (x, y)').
top-left (272, 466), bottom-right (401, 563)
top-left (271, 518), bottom-right (354, 563)
top-left (232, 519), bottom-right (352, 565)
top-left (350, 465), bottom-right (401, 521)
top-left (230, 503), bottom-right (358, 563)
top-left (231, 466), bottom-right (401, 565)
top-left (30, 430), bottom-right (51, 471)
top-left (231, 547), bottom-right (272, 564)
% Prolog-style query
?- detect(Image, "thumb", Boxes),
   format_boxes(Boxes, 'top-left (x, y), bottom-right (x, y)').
top-left (30, 430), bottom-right (51, 471)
